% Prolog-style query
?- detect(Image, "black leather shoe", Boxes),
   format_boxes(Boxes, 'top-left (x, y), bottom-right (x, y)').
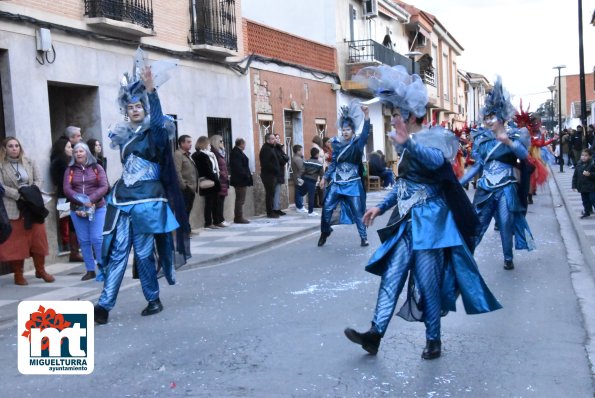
top-left (360, 238), bottom-right (369, 247)
top-left (421, 339), bottom-right (441, 359)
top-left (317, 232), bottom-right (330, 247)
top-left (81, 271), bottom-right (96, 281)
top-left (275, 210), bottom-right (287, 216)
top-left (141, 299), bottom-right (163, 316)
top-left (344, 327), bottom-right (381, 355)
top-left (503, 260), bottom-right (514, 270)
top-left (94, 305), bottom-right (109, 325)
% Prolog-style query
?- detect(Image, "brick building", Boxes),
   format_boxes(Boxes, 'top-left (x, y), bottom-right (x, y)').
top-left (0, 0), bottom-right (253, 261)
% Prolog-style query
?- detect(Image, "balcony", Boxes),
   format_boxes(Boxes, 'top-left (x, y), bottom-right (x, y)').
top-left (347, 39), bottom-right (416, 72)
top-left (84, 0), bottom-right (154, 37)
top-left (190, 0), bottom-right (238, 57)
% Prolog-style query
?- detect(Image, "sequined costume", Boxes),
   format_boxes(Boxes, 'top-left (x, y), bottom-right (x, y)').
top-left (320, 119), bottom-right (369, 241)
top-left (96, 91), bottom-right (182, 316)
top-left (367, 128), bottom-right (502, 341)
top-left (460, 127), bottom-right (535, 262)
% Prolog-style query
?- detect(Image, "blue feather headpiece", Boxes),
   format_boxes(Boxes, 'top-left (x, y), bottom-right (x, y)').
top-left (117, 47), bottom-right (179, 115)
top-left (480, 76), bottom-right (515, 122)
top-left (354, 64), bottom-right (428, 119)
top-left (336, 99), bottom-right (363, 132)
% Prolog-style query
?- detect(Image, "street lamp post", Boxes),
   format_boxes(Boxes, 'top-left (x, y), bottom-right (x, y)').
top-left (553, 65), bottom-right (566, 173)
top-left (548, 85), bottom-right (556, 134)
top-left (404, 51), bottom-right (422, 75)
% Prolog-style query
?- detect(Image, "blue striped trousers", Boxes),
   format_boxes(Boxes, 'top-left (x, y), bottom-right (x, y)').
top-left (475, 189), bottom-right (514, 261)
top-left (372, 227), bottom-right (445, 340)
top-left (98, 211), bottom-right (159, 311)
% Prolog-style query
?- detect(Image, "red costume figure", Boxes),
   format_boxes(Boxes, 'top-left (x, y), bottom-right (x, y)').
top-left (513, 102), bottom-right (553, 203)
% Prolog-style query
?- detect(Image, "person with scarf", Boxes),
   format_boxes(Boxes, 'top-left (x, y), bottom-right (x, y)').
top-left (343, 65), bottom-right (501, 359)
top-left (193, 136), bottom-right (221, 229)
top-left (94, 49), bottom-right (188, 324)
top-left (317, 101), bottom-right (369, 247)
top-left (210, 135), bottom-right (230, 227)
top-left (460, 77), bottom-right (535, 271)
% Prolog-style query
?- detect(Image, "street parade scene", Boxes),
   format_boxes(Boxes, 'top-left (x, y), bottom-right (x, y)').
top-left (0, 0), bottom-right (595, 396)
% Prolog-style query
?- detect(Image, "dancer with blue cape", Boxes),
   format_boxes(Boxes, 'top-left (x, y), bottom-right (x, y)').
top-left (317, 101), bottom-right (369, 247)
top-left (460, 77), bottom-right (535, 271)
top-left (344, 65), bottom-right (501, 359)
top-left (94, 49), bottom-right (190, 324)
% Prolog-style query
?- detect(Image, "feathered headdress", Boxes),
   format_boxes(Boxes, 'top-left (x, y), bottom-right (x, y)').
top-left (480, 76), bottom-right (515, 122)
top-left (354, 64), bottom-right (428, 119)
top-left (513, 100), bottom-right (541, 137)
top-left (336, 99), bottom-right (364, 131)
top-left (117, 47), bottom-right (179, 115)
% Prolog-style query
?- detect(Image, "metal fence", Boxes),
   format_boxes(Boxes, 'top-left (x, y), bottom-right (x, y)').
top-left (347, 39), bottom-right (416, 72)
top-left (190, 0), bottom-right (237, 51)
top-left (84, 0), bottom-right (154, 30)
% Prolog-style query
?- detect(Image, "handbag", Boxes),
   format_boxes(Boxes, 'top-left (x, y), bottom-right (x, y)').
top-left (199, 177), bottom-right (215, 189)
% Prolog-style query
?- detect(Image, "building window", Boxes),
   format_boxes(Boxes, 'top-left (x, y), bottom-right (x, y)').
top-left (207, 117), bottom-right (232, 164)
top-left (84, 0), bottom-right (154, 29)
top-left (190, 0), bottom-right (237, 50)
top-left (442, 53), bottom-right (449, 101)
top-left (431, 44), bottom-right (438, 89)
top-left (257, 114), bottom-right (273, 147)
top-left (315, 119), bottom-right (327, 138)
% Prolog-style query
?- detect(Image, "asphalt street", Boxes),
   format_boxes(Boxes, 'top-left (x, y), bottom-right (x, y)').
top-left (0, 174), bottom-right (594, 397)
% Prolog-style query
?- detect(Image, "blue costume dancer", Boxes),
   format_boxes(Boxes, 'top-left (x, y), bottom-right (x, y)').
top-left (318, 102), bottom-right (369, 247)
top-left (460, 77), bottom-right (535, 270)
top-left (94, 49), bottom-right (188, 324)
top-left (344, 65), bottom-right (501, 359)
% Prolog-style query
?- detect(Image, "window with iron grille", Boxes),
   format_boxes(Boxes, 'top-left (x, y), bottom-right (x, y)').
top-left (190, 0), bottom-right (237, 50)
top-left (84, 0), bottom-right (154, 30)
top-left (207, 117), bottom-right (232, 164)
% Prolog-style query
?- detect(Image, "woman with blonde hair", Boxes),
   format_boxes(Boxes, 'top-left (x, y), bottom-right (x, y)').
top-left (210, 135), bottom-right (229, 227)
top-left (192, 136), bottom-right (221, 229)
top-left (0, 137), bottom-right (54, 285)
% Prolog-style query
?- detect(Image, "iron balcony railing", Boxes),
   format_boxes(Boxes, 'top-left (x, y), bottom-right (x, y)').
top-left (84, 0), bottom-right (154, 30)
top-left (347, 39), bottom-right (417, 73)
top-left (423, 69), bottom-right (436, 87)
top-left (190, 0), bottom-right (237, 51)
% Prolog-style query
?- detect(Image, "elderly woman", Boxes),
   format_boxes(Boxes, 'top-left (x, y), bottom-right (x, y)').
top-left (193, 136), bottom-right (221, 229)
top-left (210, 135), bottom-right (229, 227)
top-left (0, 137), bottom-right (54, 285)
top-left (63, 142), bottom-right (109, 281)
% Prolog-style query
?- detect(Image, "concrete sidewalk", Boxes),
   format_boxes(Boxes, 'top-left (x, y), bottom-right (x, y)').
top-left (548, 165), bottom-right (595, 276)
top-left (0, 191), bottom-right (386, 328)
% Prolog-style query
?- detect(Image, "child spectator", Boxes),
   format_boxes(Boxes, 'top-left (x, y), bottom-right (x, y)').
top-left (572, 149), bottom-right (595, 219)
top-left (301, 147), bottom-right (324, 216)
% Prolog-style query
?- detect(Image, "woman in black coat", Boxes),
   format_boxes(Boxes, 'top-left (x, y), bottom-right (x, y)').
top-left (192, 136), bottom-right (221, 229)
top-left (229, 138), bottom-right (253, 223)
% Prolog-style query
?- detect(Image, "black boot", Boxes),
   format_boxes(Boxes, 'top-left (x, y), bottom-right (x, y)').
top-left (527, 194), bottom-right (533, 204)
top-left (94, 305), bottom-right (109, 325)
top-left (421, 339), bottom-right (441, 359)
top-left (360, 238), bottom-right (369, 247)
top-left (317, 231), bottom-right (330, 247)
top-left (344, 327), bottom-right (381, 355)
top-left (504, 260), bottom-right (515, 270)
top-left (141, 299), bottom-right (163, 316)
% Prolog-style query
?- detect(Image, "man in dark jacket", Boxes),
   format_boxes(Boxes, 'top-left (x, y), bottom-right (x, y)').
top-left (273, 134), bottom-right (289, 216)
top-left (259, 133), bottom-right (282, 218)
top-left (230, 138), bottom-right (253, 223)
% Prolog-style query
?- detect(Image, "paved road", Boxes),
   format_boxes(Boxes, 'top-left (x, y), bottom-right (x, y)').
top-left (0, 174), bottom-right (593, 397)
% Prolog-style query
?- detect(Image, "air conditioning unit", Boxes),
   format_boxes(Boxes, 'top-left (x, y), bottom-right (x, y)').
top-left (363, 0), bottom-right (378, 19)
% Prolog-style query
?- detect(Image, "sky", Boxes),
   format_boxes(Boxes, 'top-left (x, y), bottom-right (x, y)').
top-left (410, 0), bottom-right (595, 110)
